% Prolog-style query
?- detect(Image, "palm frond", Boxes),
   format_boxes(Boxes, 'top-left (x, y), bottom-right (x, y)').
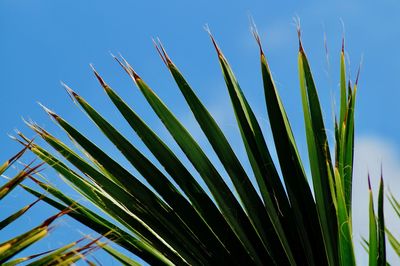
top-left (18, 27), bottom-right (398, 265)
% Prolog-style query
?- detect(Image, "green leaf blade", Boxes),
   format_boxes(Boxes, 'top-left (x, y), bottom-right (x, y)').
top-left (298, 46), bottom-right (338, 266)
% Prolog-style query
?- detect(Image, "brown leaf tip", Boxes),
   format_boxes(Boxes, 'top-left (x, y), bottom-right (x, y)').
top-left (16, 130), bottom-right (37, 147)
top-left (61, 82), bottom-right (79, 102)
top-left (368, 173), bottom-right (372, 190)
top-left (294, 16), bottom-right (303, 52)
top-left (204, 25), bottom-right (223, 57)
top-left (17, 161), bottom-right (45, 180)
top-left (355, 56), bottom-right (363, 86)
top-left (23, 119), bottom-right (47, 137)
top-left (153, 38), bottom-right (172, 67)
top-left (340, 18), bottom-right (346, 54)
top-left (112, 54), bottom-right (141, 82)
top-left (112, 53), bottom-right (129, 75)
top-left (7, 145), bottom-right (31, 165)
top-left (43, 207), bottom-right (72, 227)
top-left (38, 102), bottom-right (59, 120)
top-left (251, 22), bottom-right (264, 56)
top-left (90, 64), bottom-right (107, 88)
top-left (341, 37), bottom-right (345, 53)
top-left (28, 174), bottom-right (45, 186)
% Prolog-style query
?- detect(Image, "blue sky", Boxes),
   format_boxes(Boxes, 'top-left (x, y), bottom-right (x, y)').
top-left (1, 0), bottom-right (400, 264)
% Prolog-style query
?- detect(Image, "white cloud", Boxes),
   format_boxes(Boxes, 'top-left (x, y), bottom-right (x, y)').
top-left (352, 136), bottom-right (400, 265)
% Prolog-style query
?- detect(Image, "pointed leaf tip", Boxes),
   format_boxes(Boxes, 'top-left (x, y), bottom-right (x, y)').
top-left (368, 174), bottom-right (372, 190)
top-left (153, 38), bottom-right (172, 67)
top-left (15, 130), bottom-right (33, 147)
top-left (43, 207), bottom-right (72, 227)
top-left (249, 19), bottom-right (264, 56)
top-left (60, 82), bottom-right (79, 101)
top-left (251, 27), bottom-right (264, 56)
top-left (38, 102), bottom-right (59, 120)
top-left (6, 144), bottom-right (32, 165)
top-left (112, 54), bottom-right (129, 74)
top-left (298, 34), bottom-right (304, 52)
top-left (204, 25), bottom-right (222, 57)
top-left (294, 17), bottom-right (304, 52)
top-left (341, 37), bottom-right (345, 53)
top-left (153, 39), bottom-right (168, 66)
top-left (355, 62), bottom-right (361, 86)
top-left (24, 117), bottom-right (51, 138)
top-left (113, 54), bottom-right (141, 81)
top-left (90, 65), bottom-right (107, 88)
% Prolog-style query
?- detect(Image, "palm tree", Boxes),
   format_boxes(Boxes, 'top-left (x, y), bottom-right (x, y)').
top-left (15, 27), bottom-right (394, 265)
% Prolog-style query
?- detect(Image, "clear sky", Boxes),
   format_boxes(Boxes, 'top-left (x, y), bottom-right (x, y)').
top-left (1, 0), bottom-right (400, 265)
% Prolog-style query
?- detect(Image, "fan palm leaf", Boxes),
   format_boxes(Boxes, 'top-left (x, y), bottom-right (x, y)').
top-left (17, 27), bottom-right (393, 265)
